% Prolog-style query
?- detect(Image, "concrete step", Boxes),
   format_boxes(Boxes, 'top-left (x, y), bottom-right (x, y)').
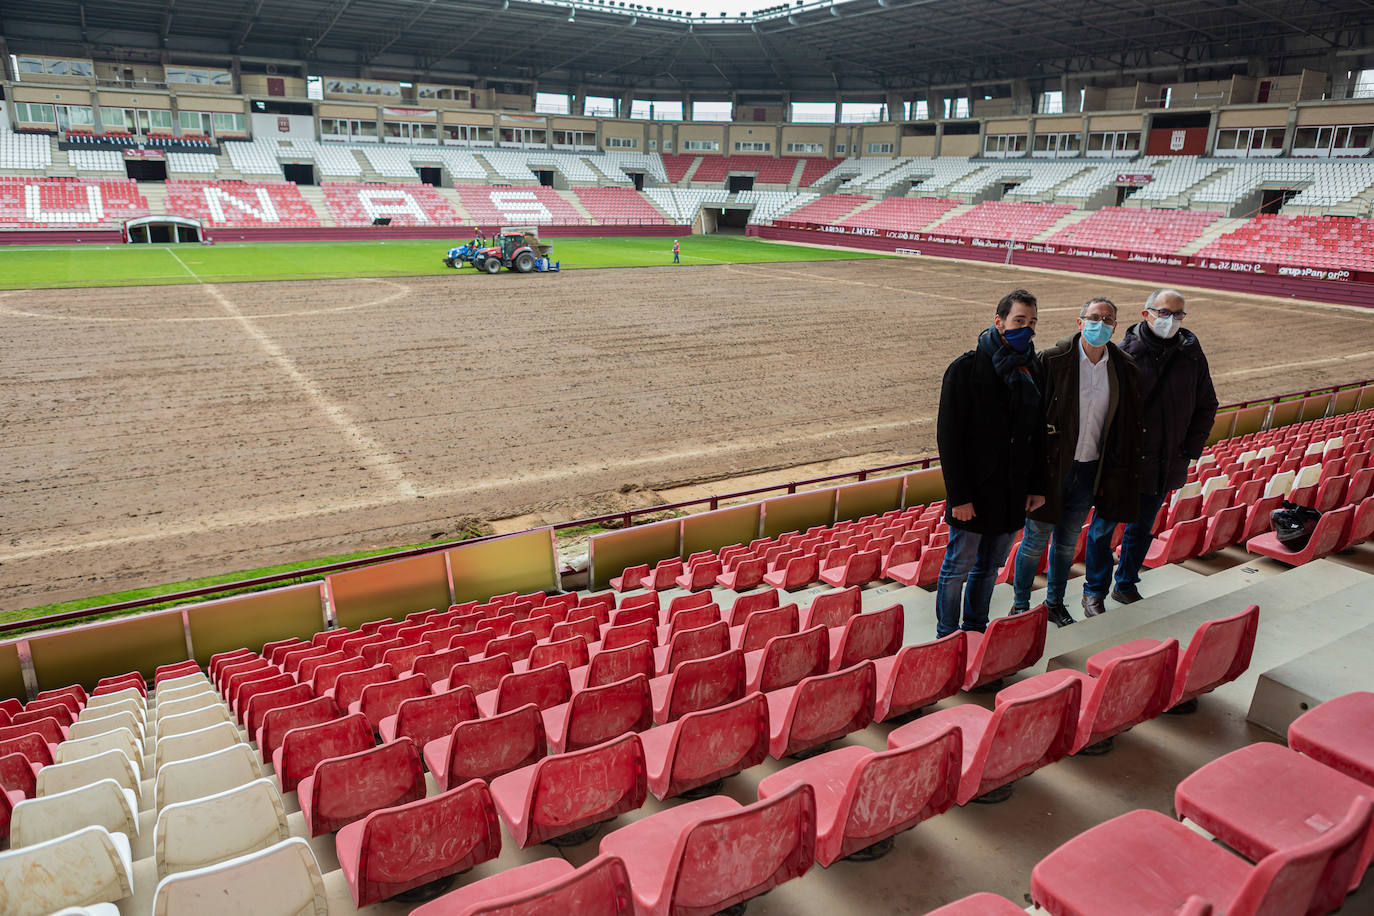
top-left (559, 188), bottom-right (595, 223)
top-left (1032, 208), bottom-right (1094, 242)
top-left (1176, 216), bottom-right (1245, 255)
top-left (1048, 558), bottom-right (1371, 673)
top-left (1246, 596), bottom-right (1374, 738)
top-left (294, 185), bottom-right (335, 227)
top-left (435, 187), bottom-right (473, 223)
top-left (922, 202), bottom-right (976, 231)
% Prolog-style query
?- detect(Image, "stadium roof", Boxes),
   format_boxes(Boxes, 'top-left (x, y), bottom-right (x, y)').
top-left (6, 0), bottom-right (1374, 96)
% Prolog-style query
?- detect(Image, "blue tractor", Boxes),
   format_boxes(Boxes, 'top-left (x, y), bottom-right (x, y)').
top-left (442, 242), bottom-right (481, 269)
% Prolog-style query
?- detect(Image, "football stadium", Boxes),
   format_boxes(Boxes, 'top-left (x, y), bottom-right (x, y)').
top-left (1, 0), bottom-right (1374, 911)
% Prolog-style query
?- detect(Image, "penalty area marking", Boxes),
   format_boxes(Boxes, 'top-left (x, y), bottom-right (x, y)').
top-left (166, 248), bottom-right (201, 282)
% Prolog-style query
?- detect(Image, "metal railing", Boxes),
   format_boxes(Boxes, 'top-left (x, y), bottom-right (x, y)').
top-left (4, 377), bottom-right (1368, 636)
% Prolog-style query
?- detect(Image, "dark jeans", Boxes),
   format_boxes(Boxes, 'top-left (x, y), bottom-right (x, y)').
top-left (1086, 488), bottom-right (1169, 596)
top-left (1012, 460), bottom-right (1099, 609)
top-left (935, 526), bottom-right (1016, 638)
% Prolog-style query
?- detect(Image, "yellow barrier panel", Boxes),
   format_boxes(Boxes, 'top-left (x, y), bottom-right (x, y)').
top-left (1206, 410), bottom-right (1237, 446)
top-left (448, 528), bottom-right (559, 603)
top-left (1269, 399), bottom-right (1303, 430)
top-left (186, 583), bottom-right (327, 667)
top-left (588, 519), bottom-right (681, 590)
top-left (761, 489), bottom-right (835, 539)
top-left (28, 610), bottom-right (188, 692)
top-left (328, 552), bottom-right (452, 631)
top-left (1332, 387), bottom-right (1362, 416)
top-left (0, 643), bottom-right (25, 702)
top-left (1356, 384), bottom-right (1374, 413)
top-left (682, 504), bottom-right (761, 558)
top-left (1299, 394), bottom-right (1332, 423)
top-left (902, 466), bottom-right (947, 509)
top-left (1231, 404), bottom-right (1270, 438)
top-left (834, 476), bottom-right (904, 523)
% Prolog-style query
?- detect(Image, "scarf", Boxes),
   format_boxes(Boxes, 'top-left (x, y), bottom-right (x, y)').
top-left (977, 325), bottom-right (1040, 410)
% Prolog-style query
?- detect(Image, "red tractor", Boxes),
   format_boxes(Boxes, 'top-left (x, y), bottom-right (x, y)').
top-left (470, 227), bottom-right (555, 274)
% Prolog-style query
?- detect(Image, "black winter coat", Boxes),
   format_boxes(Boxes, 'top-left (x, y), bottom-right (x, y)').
top-left (938, 344), bottom-right (1048, 535)
top-left (1029, 334), bottom-right (1144, 525)
top-left (1120, 322), bottom-right (1219, 494)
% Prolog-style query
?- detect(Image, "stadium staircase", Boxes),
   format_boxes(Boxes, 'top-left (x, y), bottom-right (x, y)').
top-left (920, 201), bottom-right (976, 231)
top-left (560, 190), bottom-right (596, 223)
top-left (1177, 216), bottom-right (1246, 255)
top-left (434, 187), bottom-right (473, 223)
top-left (138, 182), bottom-right (169, 219)
top-left (45, 144), bottom-right (78, 179)
top-left (1326, 184), bottom-right (1374, 219)
top-left (1032, 208), bottom-right (1094, 242)
top-left (294, 186), bottom-right (336, 227)
top-left (351, 152), bottom-right (389, 184)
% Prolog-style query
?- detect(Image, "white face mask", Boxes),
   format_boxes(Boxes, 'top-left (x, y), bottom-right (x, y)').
top-left (1152, 314), bottom-right (1181, 339)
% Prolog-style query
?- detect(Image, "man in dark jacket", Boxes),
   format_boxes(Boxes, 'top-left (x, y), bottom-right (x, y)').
top-left (1011, 297), bottom-right (1143, 625)
top-left (935, 289), bottom-right (1048, 639)
top-left (1086, 288), bottom-right (1218, 606)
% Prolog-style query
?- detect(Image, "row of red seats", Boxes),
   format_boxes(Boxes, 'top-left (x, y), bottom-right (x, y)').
top-left (320, 181), bottom-right (462, 226)
top-left (164, 179), bottom-right (321, 228)
top-left (573, 186), bottom-right (671, 224)
top-left (786, 193), bottom-right (870, 222)
top-left (0, 177), bottom-right (150, 228)
top-left (1046, 205), bottom-right (1222, 255)
top-left (452, 184), bottom-right (587, 225)
top-left (839, 196), bottom-right (960, 232)
top-left (1201, 213), bottom-right (1374, 271)
top-left (934, 200), bottom-right (1075, 241)
top-left (935, 690), bottom-right (1374, 915)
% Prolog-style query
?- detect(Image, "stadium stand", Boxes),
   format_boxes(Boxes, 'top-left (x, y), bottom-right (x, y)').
top-left (785, 193), bottom-right (871, 222)
top-left (799, 157), bottom-right (844, 187)
top-left (573, 186), bottom-right (671, 224)
top-left (838, 196), bottom-right (960, 231)
top-left (320, 182), bottom-right (463, 226)
top-left (735, 189), bottom-right (819, 224)
top-left (597, 150), bottom-right (668, 184)
top-left (660, 154), bottom-right (699, 183)
top-left (1199, 213), bottom-right (1374, 270)
top-left (690, 154), bottom-right (800, 184)
top-left (0, 176), bottom-right (149, 228)
top-left (1046, 206), bottom-right (1223, 253)
top-left (0, 129), bottom-right (53, 171)
top-left (930, 200), bottom-right (1074, 240)
top-left (164, 179), bottom-right (321, 227)
top-left (643, 187), bottom-right (730, 223)
top-left (68, 149), bottom-right (124, 173)
top-left (453, 184), bottom-right (586, 225)
top-left (1127, 157), bottom-right (1228, 203)
top-left (165, 153), bottom-right (221, 175)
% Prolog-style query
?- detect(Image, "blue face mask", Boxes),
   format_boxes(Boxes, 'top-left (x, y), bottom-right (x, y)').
top-left (1002, 326), bottom-right (1034, 353)
top-left (1081, 319), bottom-right (1113, 347)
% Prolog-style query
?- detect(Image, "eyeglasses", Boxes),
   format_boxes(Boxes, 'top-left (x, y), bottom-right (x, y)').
top-left (1148, 306), bottom-right (1187, 320)
top-left (1084, 314), bottom-right (1117, 324)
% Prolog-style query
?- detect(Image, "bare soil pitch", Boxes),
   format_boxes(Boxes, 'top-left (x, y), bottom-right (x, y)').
top-left (3, 257), bottom-right (1373, 610)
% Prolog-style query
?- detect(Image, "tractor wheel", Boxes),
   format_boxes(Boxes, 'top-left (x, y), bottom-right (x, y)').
top-left (483, 258), bottom-right (501, 274)
top-left (514, 252), bottom-right (535, 273)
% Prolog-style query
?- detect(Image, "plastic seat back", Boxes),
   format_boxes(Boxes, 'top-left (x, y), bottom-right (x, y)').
top-left (275, 713), bottom-right (373, 793)
top-left (244, 683), bottom-right (313, 738)
top-left (294, 652), bottom-right (345, 689)
top-left (550, 616), bottom-right (600, 645)
top-left (10, 778), bottom-right (137, 847)
top-left (737, 604), bottom-right (799, 653)
top-left (150, 837), bottom-right (327, 916)
top-left (0, 825), bottom-right (133, 914)
top-left (155, 742), bottom-right (262, 810)
top-left (527, 636), bottom-right (589, 673)
top-left (1200, 505), bottom-right (1248, 554)
top-left (1230, 797), bottom-right (1373, 916)
top-left (494, 663), bottom-right (572, 714)
top-left (381, 643), bottom-right (430, 676)
top-left (601, 618), bottom-right (657, 650)
top-left (756, 626), bottom-right (829, 693)
top-left (36, 749), bottom-right (140, 800)
top-left (159, 703), bottom-right (232, 737)
top-left (1172, 604), bottom-right (1260, 707)
top-left (660, 650), bottom-right (746, 723)
top-left (310, 656), bottom-right (367, 696)
top-left (837, 728), bottom-right (962, 861)
top-left (802, 587), bottom-right (861, 630)
top-left (964, 605), bottom-right (1048, 690)
top-left (585, 641), bottom-right (655, 689)
top-left (968, 677), bottom-right (1080, 803)
top-left (776, 552), bottom-right (820, 589)
top-left (562, 675), bottom-right (653, 752)
top-left (444, 654), bottom-right (513, 695)
top-left (68, 709), bottom-right (143, 744)
top-left (652, 694), bottom-right (770, 801)
top-left (0, 733), bottom-right (52, 769)
top-left (0, 752), bottom-right (36, 799)
top-left (412, 855), bottom-right (633, 915)
top-left (1, 718), bottom-right (63, 746)
top-left (485, 632), bottom-right (537, 663)
top-left (1081, 639), bottom-right (1179, 749)
top-left (832, 603), bottom-right (904, 669)
top-left (876, 632), bottom-right (967, 721)
top-left (302, 737), bottom-right (425, 835)
top-left (1338, 495), bottom-right (1374, 551)
top-left (388, 687), bottom-right (478, 749)
top-left (727, 589), bottom-right (781, 627)
top-left (664, 604), bottom-right (721, 642)
top-left (609, 601), bottom-right (658, 628)
top-left (59, 727), bottom-right (141, 767)
top-left (233, 672), bottom-right (294, 719)
top-left (669, 783), bottom-right (816, 914)
top-left (662, 621), bottom-right (730, 673)
top-left (516, 733), bottom-right (647, 847)
top-left (355, 674), bottom-right (431, 730)
top-left (154, 778), bottom-right (289, 878)
top-left (338, 779), bottom-right (502, 907)
top-left (331, 664), bottom-right (395, 710)
top-left (258, 697), bottom-right (338, 764)
top-left (440, 704), bottom-right (546, 786)
top-left (776, 662), bottom-right (876, 757)
top-left (360, 638), bottom-right (407, 668)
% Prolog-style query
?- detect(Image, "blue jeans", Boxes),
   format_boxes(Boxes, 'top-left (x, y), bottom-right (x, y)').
top-left (1012, 461), bottom-right (1098, 610)
top-left (1086, 489), bottom-right (1169, 596)
top-left (935, 527), bottom-right (1016, 638)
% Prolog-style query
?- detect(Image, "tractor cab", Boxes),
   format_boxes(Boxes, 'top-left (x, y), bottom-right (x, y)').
top-left (470, 227), bottom-right (555, 274)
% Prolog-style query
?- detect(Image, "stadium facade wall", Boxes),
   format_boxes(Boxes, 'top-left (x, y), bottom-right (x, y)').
top-left (0, 223), bottom-right (687, 245)
top-left (751, 222), bottom-right (1374, 309)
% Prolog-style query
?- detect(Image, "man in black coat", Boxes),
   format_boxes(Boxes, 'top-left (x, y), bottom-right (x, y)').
top-left (935, 289), bottom-right (1048, 639)
top-left (1011, 297), bottom-right (1143, 626)
top-left (1086, 288), bottom-right (1218, 606)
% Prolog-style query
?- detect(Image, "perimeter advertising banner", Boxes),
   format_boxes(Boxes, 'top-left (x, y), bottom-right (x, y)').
top-left (774, 220), bottom-right (1374, 286)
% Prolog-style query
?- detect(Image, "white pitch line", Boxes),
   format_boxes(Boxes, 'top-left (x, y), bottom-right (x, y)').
top-left (0, 413), bottom-right (936, 563)
top-left (1215, 349), bottom-right (1374, 380)
top-left (166, 248), bottom-right (201, 282)
top-left (201, 282), bottom-right (420, 501)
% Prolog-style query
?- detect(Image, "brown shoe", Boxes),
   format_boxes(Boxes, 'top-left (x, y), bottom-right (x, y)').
top-left (1082, 594), bottom-right (1106, 618)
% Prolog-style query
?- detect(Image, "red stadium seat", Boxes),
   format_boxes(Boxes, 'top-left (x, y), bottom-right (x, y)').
top-left (1288, 692), bottom-right (1374, 787)
top-left (409, 855), bottom-right (633, 915)
top-left (423, 703), bottom-right (547, 791)
top-left (872, 631), bottom-right (967, 722)
top-left (649, 649), bottom-right (746, 724)
top-left (272, 712), bottom-right (373, 793)
top-left (298, 737), bottom-right (425, 836)
top-left (378, 685), bottom-right (478, 748)
top-left (542, 674), bottom-right (653, 754)
top-left (767, 661), bottom-right (876, 758)
top-left (963, 606), bottom-right (1048, 691)
top-left (640, 693), bottom-right (770, 801)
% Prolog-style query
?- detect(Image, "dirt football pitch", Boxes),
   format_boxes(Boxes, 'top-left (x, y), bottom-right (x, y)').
top-left (4, 254), bottom-right (1374, 610)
